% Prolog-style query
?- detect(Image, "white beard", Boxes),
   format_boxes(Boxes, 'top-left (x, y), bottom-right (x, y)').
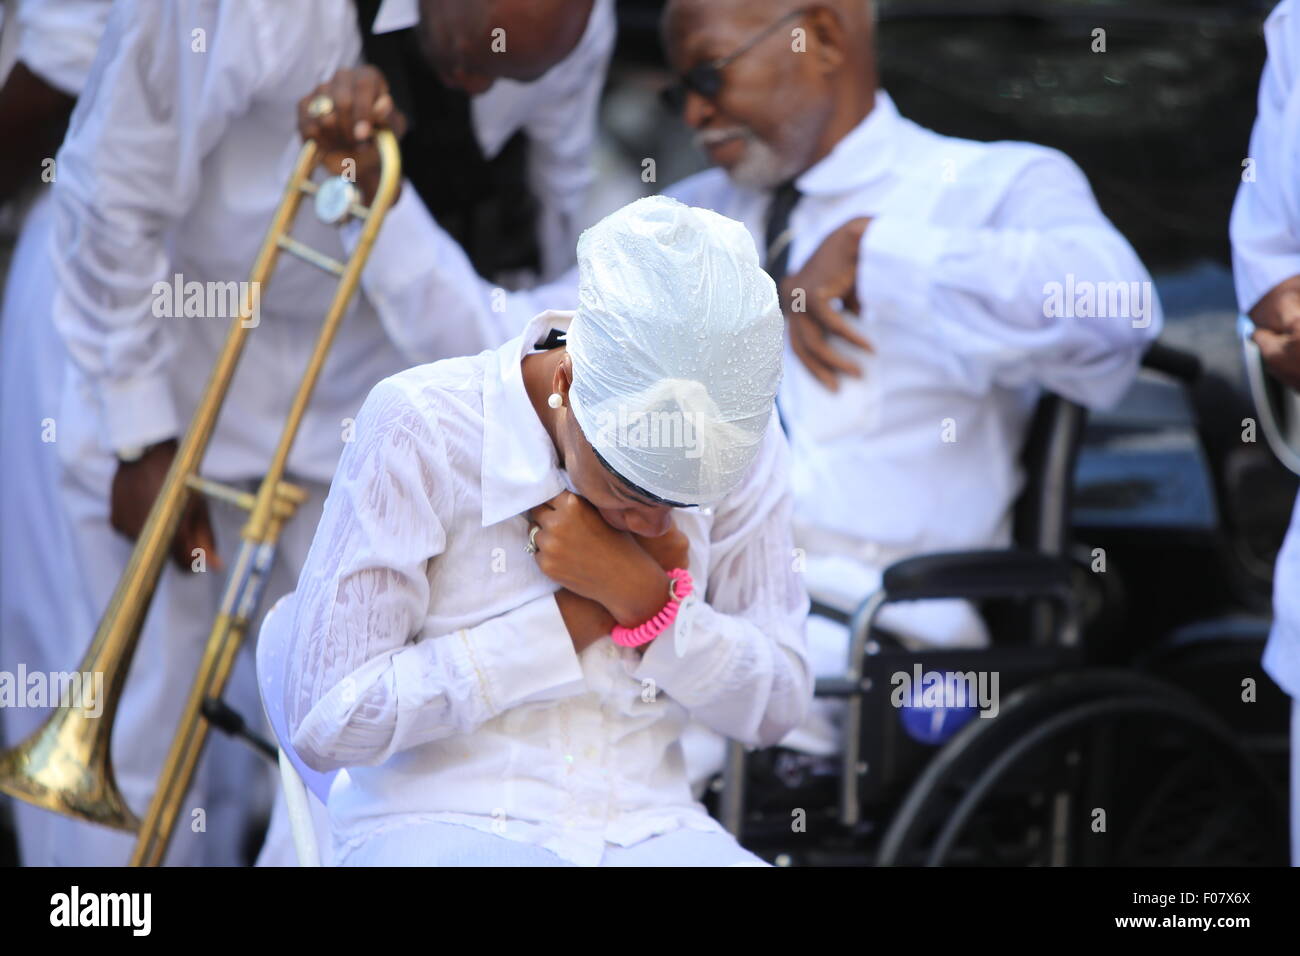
top-left (694, 123), bottom-right (812, 190)
top-left (727, 135), bottom-right (792, 190)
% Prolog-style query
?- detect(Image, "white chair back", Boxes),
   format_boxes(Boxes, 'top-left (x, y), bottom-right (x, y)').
top-left (256, 595), bottom-right (338, 865)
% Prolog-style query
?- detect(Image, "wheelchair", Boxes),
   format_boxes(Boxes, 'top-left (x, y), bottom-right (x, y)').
top-left (711, 342), bottom-right (1290, 866)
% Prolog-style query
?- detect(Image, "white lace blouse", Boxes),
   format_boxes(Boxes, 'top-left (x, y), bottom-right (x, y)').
top-left (282, 310), bottom-right (811, 866)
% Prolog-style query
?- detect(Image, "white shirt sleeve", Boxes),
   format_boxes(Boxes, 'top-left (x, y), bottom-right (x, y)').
top-left (15, 0), bottom-right (113, 97)
top-left (630, 419), bottom-right (813, 748)
top-left (340, 188), bottom-right (579, 364)
top-left (858, 150), bottom-right (1162, 410)
top-left (284, 376), bottom-right (588, 772)
top-left (520, 0), bottom-right (615, 279)
top-left (47, 0), bottom-right (326, 450)
top-left (1231, 0), bottom-right (1300, 315)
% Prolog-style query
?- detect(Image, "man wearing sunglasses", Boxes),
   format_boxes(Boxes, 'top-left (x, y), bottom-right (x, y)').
top-left (659, 0), bottom-right (1161, 763)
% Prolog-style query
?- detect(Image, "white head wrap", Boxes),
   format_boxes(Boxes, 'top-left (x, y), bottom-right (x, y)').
top-left (566, 195), bottom-right (783, 506)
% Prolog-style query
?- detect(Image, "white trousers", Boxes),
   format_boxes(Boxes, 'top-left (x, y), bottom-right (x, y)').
top-left (0, 194), bottom-right (102, 863)
top-left (0, 198), bottom-right (76, 682)
top-left (337, 820), bottom-right (769, 867)
top-left (22, 361), bottom-right (330, 864)
top-left (50, 452), bottom-right (328, 865)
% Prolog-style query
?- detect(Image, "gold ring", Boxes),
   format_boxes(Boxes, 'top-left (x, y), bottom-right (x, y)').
top-left (307, 94), bottom-right (335, 119)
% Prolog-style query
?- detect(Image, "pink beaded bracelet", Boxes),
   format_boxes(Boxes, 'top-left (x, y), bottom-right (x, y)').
top-left (611, 568), bottom-right (694, 648)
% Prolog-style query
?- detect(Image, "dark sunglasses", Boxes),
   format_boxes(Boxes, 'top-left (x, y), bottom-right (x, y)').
top-left (659, 7), bottom-right (815, 114)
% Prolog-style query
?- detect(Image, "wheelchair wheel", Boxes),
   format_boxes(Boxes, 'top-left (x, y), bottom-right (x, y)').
top-left (1138, 616), bottom-right (1290, 739)
top-left (875, 670), bottom-right (1286, 866)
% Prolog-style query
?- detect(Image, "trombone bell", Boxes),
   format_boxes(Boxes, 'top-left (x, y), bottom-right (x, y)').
top-left (0, 708), bottom-right (139, 831)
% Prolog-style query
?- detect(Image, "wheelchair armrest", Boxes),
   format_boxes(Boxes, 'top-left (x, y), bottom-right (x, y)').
top-left (880, 548), bottom-right (1073, 603)
top-left (813, 676), bottom-right (860, 697)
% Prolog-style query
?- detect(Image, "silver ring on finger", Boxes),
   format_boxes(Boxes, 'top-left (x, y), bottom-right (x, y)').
top-left (524, 524), bottom-right (541, 555)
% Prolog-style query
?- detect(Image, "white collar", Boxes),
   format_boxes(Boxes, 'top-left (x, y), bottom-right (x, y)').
top-left (478, 311), bottom-right (573, 527)
top-left (371, 0), bottom-right (418, 34)
top-left (795, 89), bottom-right (903, 196)
top-left (470, 0), bottom-right (612, 158)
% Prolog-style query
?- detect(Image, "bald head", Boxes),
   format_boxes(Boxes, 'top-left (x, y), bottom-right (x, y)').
top-left (661, 0), bottom-right (877, 187)
top-left (670, 0), bottom-right (872, 40)
top-left (418, 0), bottom-right (594, 94)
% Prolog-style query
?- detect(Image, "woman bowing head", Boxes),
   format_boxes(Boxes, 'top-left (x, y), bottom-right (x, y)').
top-left (280, 195), bottom-right (811, 867)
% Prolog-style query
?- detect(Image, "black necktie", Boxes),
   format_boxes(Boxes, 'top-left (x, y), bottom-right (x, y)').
top-left (764, 179), bottom-right (802, 287)
top-left (764, 180), bottom-right (801, 434)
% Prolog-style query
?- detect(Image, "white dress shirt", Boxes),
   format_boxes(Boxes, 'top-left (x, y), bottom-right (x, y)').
top-left (48, 0), bottom-right (613, 483)
top-left (667, 90), bottom-right (1163, 647)
top-left (1230, 0), bottom-right (1300, 700)
top-left (280, 309), bottom-right (811, 867)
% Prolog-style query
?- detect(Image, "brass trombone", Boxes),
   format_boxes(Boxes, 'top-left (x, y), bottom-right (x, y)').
top-left (0, 130), bottom-right (402, 866)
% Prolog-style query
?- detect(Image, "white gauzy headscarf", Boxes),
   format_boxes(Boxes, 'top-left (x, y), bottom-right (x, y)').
top-left (566, 195), bottom-right (784, 506)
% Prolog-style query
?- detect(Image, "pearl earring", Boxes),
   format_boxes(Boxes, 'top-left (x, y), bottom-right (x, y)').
top-left (547, 392), bottom-right (563, 409)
